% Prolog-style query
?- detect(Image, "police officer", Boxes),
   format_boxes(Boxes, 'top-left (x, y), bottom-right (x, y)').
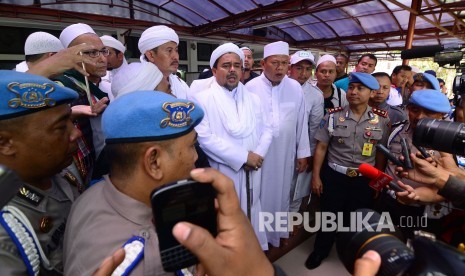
top-left (370, 72), bottom-right (407, 126)
top-left (305, 72), bottom-right (390, 269)
top-left (380, 89), bottom-right (451, 238)
top-left (64, 91), bottom-right (204, 275)
top-left (0, 70), bottom-right (82, 275)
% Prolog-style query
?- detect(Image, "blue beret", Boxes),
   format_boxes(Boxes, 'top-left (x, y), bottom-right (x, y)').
top-left (102, 91), bottom-right (204, 143)
top-left (409, 89), bottom-right (451, 114)
top-left (413, 73), bottom-right (440, 91)
top-left (348, 72), bottom-right (380, 90)
top-left (0, 70), bottom-right (78, 120)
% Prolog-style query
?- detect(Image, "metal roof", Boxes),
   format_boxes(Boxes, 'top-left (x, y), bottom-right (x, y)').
top-left (0, 0), bottom-right (464, 53)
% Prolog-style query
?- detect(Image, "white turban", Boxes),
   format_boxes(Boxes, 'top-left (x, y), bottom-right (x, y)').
top-left (138, 26), bottom-right (179, 56)
top-left (24, 32), bottom-right (63, 55)
top-left (111, 62), bottom-right (163, 98)
top-left (100, 35), bottom-right (126, 53)
top-left (263, 41), bottom-right (289, 59)
top-left (60, 23), bottom-right (96, 48)
top-left (316, 54), bottom-right (337, 68)
top-left (210, 43), bottom-right (244, 69)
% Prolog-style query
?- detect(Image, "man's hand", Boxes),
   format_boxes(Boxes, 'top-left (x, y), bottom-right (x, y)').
top-left (246, 151), bottom-right (263, 170)
top-left (353, 250), bottom-right (381, 276)
top-left (92, 97), bottom-right (109, 115)
top-left (397, 153), bottom-right (451, 189)
top-left (395, 181), bottom-right (445, 204)
top-left (92, 248), bottom-right (125, 276)
top-left (172, 168), bottom-right (274, 276)
top-left (296, 157), bottom-right (308, 173)
top-left (27, 43), bottom-right (97, 78)
top-left (311, 175), bottom-right (323, 196)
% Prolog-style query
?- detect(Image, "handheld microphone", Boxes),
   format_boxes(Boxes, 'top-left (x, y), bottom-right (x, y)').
top-left (358, 163), bottom-right (405, 192)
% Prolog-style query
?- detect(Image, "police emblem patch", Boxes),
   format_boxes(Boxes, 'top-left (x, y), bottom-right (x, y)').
top-left (161, 102), bottom-right (196, 128)
top-left (7, 82), bottom-right (56, 109)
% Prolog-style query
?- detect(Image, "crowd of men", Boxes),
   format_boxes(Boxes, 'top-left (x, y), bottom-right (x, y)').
top-left (0, 21), bottom-right (461, 275)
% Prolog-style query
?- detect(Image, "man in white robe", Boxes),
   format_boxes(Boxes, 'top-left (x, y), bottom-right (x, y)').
top-left (138, 25), bottom-right (189, 99)
top-left (288, 51), bottom-right (324, 213)
top-left (191, 43), bottom-right (273, 250)
top-left (15, 31), bottom-right (63, 72)
top-left (99, 35), bottom-right (128, 101)
top-left (245, 41), bottom-right (311, 247)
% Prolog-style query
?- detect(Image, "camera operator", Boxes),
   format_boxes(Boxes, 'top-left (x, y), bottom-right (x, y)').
top-left (396, 152), bottom-right (465, 209)
top-left (378, 89), bottom-right (452, 238)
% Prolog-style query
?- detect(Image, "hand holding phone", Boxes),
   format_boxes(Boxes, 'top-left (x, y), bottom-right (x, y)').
top-left (151, 179), bottom-right (216, 272)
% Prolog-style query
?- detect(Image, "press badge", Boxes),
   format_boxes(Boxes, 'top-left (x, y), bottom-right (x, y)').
top-left (362, 143), bottom-right (373, 156)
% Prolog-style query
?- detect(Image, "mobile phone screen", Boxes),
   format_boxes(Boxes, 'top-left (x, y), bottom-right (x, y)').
top-left (151, 180), bottom-right (216, 271)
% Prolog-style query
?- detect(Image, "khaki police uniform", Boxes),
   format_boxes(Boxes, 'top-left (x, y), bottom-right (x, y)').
top-left (312, 105), bottom-right (390, 257)
top-left (0, 169), bottom-right (80, 275)
top-left (64, 175), bottom-right (173, 275)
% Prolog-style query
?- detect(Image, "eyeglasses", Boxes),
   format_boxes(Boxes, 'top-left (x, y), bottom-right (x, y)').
top-left (81, 48), bottom-right (110, 58)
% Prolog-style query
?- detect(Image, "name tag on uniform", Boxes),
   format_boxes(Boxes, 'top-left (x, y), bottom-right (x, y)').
top-left (362, 143), bottom-right (373, 156)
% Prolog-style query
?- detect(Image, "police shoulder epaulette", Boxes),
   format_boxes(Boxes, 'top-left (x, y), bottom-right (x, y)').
top-left (327, 106), bottom-right (343, 114)
top-left (372, 108), bottom-right (388, 118)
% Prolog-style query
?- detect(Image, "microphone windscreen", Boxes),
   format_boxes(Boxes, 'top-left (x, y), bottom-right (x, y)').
top-left (401, 45), bottom-right (443, 59)
top-left (358, 163), bottom-right (379, 179)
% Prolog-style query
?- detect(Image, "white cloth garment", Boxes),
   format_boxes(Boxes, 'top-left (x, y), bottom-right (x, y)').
top-left (111, 62), bottom-right (163, 98)
top-left (15, 61), bottom-right (29, 72)
top-left (289, 81), bottom-right (325, 209)
top-left (246, 74), bottom-right (311, 247)
top-left (192, 80), bottom-right (273, 250)
top-left (169, 74), bottom-right (189, 99)
top-left (138, 25), bottom-right (179, 58)
top-left (25, 32), bottom-right (63, 55)
top-left (189, 77), bottom-right (215, 98)
top-left (60, 23), bottom-right (96, 48)
top-left (387, 87), bottom-right (403, 106)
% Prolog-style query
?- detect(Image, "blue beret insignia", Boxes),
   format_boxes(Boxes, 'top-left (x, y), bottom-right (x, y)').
top-left (8, 82), bottom-right (56, 109)
top-left (161, 102), bottom-right (196, 128)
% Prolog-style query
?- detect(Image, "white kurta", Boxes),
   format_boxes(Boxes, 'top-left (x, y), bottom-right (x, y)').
top-left (246, 74), bottom-right (311, 247)
top-left (169, 74), bottom-right (189, 99)
top-left (192, 80), bottom-right (273, 250)
top-left (290, 81), bottom-right (325, 207)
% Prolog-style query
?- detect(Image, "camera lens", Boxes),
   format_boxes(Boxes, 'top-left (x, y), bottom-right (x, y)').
top-left (413, 118), bottom-right (465, 155)
top-left (336, 209), bottom-right (414, 275)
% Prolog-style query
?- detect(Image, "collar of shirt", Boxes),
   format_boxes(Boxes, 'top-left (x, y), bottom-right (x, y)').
top-left (103, 175), bottom-right (153, 225)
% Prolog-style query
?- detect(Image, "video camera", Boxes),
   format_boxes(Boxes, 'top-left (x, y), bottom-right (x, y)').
top-left (413, 118), bottom-right (465, 155)
top-left (336, 209), bottom-right (465, 275)
top-left (401, 44), bottom-right (465, 100)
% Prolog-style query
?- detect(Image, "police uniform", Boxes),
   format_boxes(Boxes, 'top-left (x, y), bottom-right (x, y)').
top-left (0, 70), bottom-right (81, 275)
top-left (379, 89), bottom-right (452, 238)
top-left (306, 72), bottom-right (390, 266)
top-left (376, 101), bottom-right (407, 126)
top-left (64, 91), bottom-right (204, 275)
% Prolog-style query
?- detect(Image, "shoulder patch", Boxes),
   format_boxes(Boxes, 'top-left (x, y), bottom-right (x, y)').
top-left (327, 106), bottom-right (343, 114)
top-left (372, 108), bottom-right (388, 118)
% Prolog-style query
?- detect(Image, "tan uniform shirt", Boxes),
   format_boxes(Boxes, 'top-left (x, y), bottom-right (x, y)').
top-left (64, 175), bottom-right (172, 276)
top-left (315, 105), bottom-right (390, 167)
top-left (0, 170), bottom-right (80, 275)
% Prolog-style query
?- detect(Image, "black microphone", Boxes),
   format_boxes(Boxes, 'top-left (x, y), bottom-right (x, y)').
top-left (401, 45), bottom-right (444, 59)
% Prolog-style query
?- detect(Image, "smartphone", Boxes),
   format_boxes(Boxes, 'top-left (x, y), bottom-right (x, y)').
top-left (375, 144), bottom-right (405, 167)
top-left (151, 179), bottom-right (217, 272)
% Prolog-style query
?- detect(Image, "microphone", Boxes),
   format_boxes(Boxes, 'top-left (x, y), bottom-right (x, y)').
top-left (358, 163), bottom-right (405, 192)
top-left (401, 45), bottom-right (444, 59)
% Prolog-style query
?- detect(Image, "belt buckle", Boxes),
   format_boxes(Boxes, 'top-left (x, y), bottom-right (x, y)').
top-left (346, 168), bottom-right (358, 177)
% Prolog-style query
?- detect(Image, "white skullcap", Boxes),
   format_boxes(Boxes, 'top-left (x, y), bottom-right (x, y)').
top-left (60, 23), bottom-right (96, 48)
top-left (316, 54), bottom-right (337, 68)
top-left (111, 62), bottom-right (163, 98)
top-left (263, 41), bottom-right (289, 59)
top-left (138, 25), bottom-right (179, 55)
top-left (240, 46), bottom-right (252, 52)
top-left (100, 35), bottom-right (126, 53)
top-left (24, 32), bottom-right (63, 55)
top-left (290, 51), bottom-right (315, 65)
top-left (210, 43), bottom-right (244, 69)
